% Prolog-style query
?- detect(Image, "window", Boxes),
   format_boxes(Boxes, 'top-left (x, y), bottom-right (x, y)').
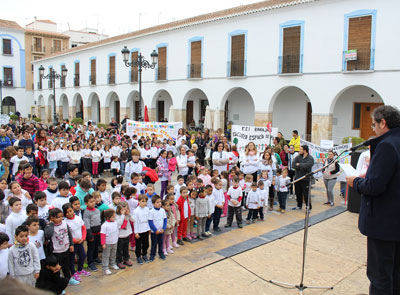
top-left (108, 55), bottom-right (115, 84)
top-left (52, 39), bottom-right (61, 53)
top-left (353, 103), bottom-right (361, 129)
top-left (281, 26), bottom-right (301, 73)
top-left (230, 34), bottom-right (245, 76)
top-left (3, 67), bottom-right (13, 87)
top-left (2, 39), bottom-right (11, 55)
top-left (90, 59), bottom-right (96, 85)
top-left (130, 51), bottom-right (138, 82)
top-left (157, 47), bottom-right (167, 80)
top-left (33, 37), bottom-right (43, 53)
top-left (60, 65), bottom-right (66, 87)
top-left (38, 71), bottom-right (42, 90)
top-left (189, 40), bottom-right (202, 78)
top-left (74, 62), bottom-right (80, 87)
top-left (48, 67), bottom-right (53, 89)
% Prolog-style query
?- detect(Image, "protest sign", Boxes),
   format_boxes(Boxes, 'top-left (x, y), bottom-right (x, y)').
top-left (231, 125), bottom-right (278, 152)
top-left (0, 114), bottom-right (10, 125)
top-left (126, 120), bottom-right (183, 141)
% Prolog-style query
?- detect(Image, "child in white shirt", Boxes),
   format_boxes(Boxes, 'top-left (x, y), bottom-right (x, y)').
top-left (246, 183), bottom-right (260, 224)
top-left (174, 176), bottom-right (186, 201)
top-left (100, 209), bottom-right (120, 275)
top-left (276, 169), bottom-right (291, 213)
top-left (34, 192), bottom-right (49, 221)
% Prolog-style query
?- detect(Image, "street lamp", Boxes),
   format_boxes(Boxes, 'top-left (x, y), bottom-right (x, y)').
top-left (39, 65), bottom-right (68, 125)
top-left (0, 80), bottom-right (3, 114)
top-left (121, 46), bottom-right (158, 120)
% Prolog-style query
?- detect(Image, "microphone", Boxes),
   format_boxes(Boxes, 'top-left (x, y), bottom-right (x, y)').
top-left (350, 140), bottom-right (371, 151)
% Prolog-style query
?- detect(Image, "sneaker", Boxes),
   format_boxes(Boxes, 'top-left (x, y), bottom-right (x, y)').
top-left (292, 207), bottom-right (301, 210)
top-left (281, 209), bottom-right (286, 213)
top-left (251, 219), bottom-right (256, 224)
top-left (88, 263), bottom-right (98, 272)
top-left (198, 236), bottom-right (204, 240)
top-left (172, 242), bottom-right (180, 248)
top-left (111, 265), bottom-right (120, 270)
top-left (167, 248), bottom-right (174, 254)
top-left (260, 218), bottom-right (264, 221)
top-left (94, 258), bottom-right (102, 264)
top-left (137, 257), bottom-right (144, 265)
top-left (277, 208), bottom-right (282, 212)
top-left (72, 273), bottom-right (82, 281)
top-left (69, 277), bottom-right (80, 285)
top-left (238, 224), bottom-right (243, 228)
top-left (206, 231), bottom-right (213, 236)
top-left (77, 270), bottom-right (91, 277)
top-left (124, 260), bottom-right (133, 267)
top-left (182, 237), bottom-right (191, 242)
top-left (163, 250), bottom-right (169, 256)
top-left (142, 256), bottom-right (149, 263)
top-left (159, 254), bottom-right (166, 260)
top-left (224, 224), bottom-right (232, 228)
top-left (103, 269), bottom-right (112, 275)
top-left (61, 291), bottom-right (66, 295)
top-left (191, 234), bottom-right (197, 239)
top-left (268, 207), bottom-right (273, 211)
top-left (168, 246), bottom-right (174, 251)
top-left (177, 239), bottom-right (184, 245)
top-left (202, 233), bottom-right (208, 238)
top-left (149, 255), bottom-right (155, 262)
top-left (323, 202), bottom-right (330, 205)
top-left (213, 227), bottom-right (221, 232)
top-left (246, 220), bottom-right (251, 224)
top-left (117, 263), bottom-right (126, 269)
top-left (330, 202), bottom-right (334, 207)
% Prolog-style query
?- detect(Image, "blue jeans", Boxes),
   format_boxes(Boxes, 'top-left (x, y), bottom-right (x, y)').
top-left (205, 214), bottom-right (214, 232)
top-left (150, 232), bottom-right (164, 257)
top-left (70, 243), bottom-right (86, 274)
top-left (278, 191), bottom-right (288, 210)
top-left (212, 207), bottom-right (222, 230)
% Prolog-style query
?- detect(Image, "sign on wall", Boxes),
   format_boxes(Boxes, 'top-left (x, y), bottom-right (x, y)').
top-left (126, 120), bottom-right (183, 141)
top-left (231, 125), bottom-right (279, 152)
top-left (344, 49), bottom-right (357, 61)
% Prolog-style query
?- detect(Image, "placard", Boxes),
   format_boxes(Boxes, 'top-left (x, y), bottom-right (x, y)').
top-left (126, 120), bottom-right (183, 141)
top-left (231, 125), bottom-right (278, 152)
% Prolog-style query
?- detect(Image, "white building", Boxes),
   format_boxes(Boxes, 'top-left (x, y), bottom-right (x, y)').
top-left (0, 19), bottom-right (30, 116)
top-left (64, 28), bottom-right (108, 48)
top-left (32, 0), bottom-right (400, 144)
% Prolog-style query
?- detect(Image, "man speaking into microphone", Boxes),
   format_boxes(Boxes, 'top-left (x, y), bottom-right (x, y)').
top-left (347, 105), bottom-right (400, 295)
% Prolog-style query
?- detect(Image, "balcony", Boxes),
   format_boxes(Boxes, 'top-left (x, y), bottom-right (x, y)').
top-left (37, 82), bottom-right (42, 90)
top-left (129, 70), bottom-right (138, 83)
top-left (187, 63), bottom-right (203, 79)
top-left (343, 49), bottom-right (374, 72)
top-left (228, 60), bottom-right (246, 77)
top-left (3, 79), bottom-right (14, 87)
top-left (108, 73), bottom-right (116, 85)
top-left (51, 47), bottom-right (65, 54)
top-left (31, 45), bottom-right (46, 54)
top-left (60, 77), bottom-right (66, 88)
top-left (74, 74), bottom-right (79, 87)
top-left (48, 80), bottom-right (53, 89)
top-left (278, 54), bottom-right (302, 74)
top-left (156, 66), bottom-right (167, 81)
top-left (89, 75), bottom-right (96, 86)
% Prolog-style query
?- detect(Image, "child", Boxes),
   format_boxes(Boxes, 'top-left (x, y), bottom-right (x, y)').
top-left (225, 176), bottom-right (243, 228)
top-left (0, 232), bottom-right (9, 279)
top-left (34, 191), bottom-right (49, 221)
top-left (176, 187), bottom-right (191, 244)
top-left (24, 146), bottom-right (36, 176)
top-left (51, 181), bottom-right (71, 210)
top-left (65, 165), bottom-right (79, 187)
top-left (162, 199), bottom-right (175, 255)
top-left (242, 174), bottom-right (253, 210)
top-left (187, 149), bottom-right (196, 175)
top-left (260, 169), bottom-right (274, 211)
top-left (166, 185), bottom-right (174, 199)
top-left (111, 156), bottom-right (121, 176)
top-left (38, 170), bottom-right (49, 191)
top-left (133, 194), bottom-right (150, 265)
top-left (45, 208), bottom-right (78, 285)
top-left (75, 178), bottom-right (95, 210)
top-left (116, 202), bottom-right (133, 269)
top-left (8, 181), bottom-right (32, 210)
top-left (204, 185), bottom-right (215, 237)
top-left (212, 179), bottom-right (225, 232)
top-left (276, 168), bottom-right (291, 213)
top-left (0, 190), bottom-right (8, 224)
top-left (93, 191), bottom-right (109, 212)
top-left (220, 171), bottom-right (229, 217)
top-left (91, 145), bottom-right (102, 178)
top-left (8, 225), bottom-right (40, 286)
top-left (109, 192), bottom-right (122, 211)
top-left (102, 145), bottom-right (112, 177)
top-left (148, 195), bottom-right (167, 261)
top-left (100, 209), bottom-right (120, 275)
top-left (198, 167), bottom-right (211, 186)
top-left (195, 188), bottom-right (211, 240)
top-left (63, 203), bottom-right (90, 281)
top-left (167, 193), bottom-right (180, 249)
top-left (83, 194), bottom-right (102, 272)
top-left (96, 178), bottom-right (110, 205)
top-left (36, 255), bottom-right (69, 295)
top-left (10, 147), bottom-right (28, 179)
top-left (257, 181), bottom-right (267, 220)
top-left (45, 177), bottom-right (58, 204)
top-left (174, 175), bottom-right (186, 201)
top-left (146, 183), bottom-right (157, 208)
top-left (26, 216), bottom-right (46, 265)
top-left (246, 182), bottom-right (260, 224)
top-left (167, 150), bottom-right (177, 185)
top-left (6, 197), bottom-right (27, 245)
top-left (69, 196), bottom-right (82, 218)
top-left (129, 173), bottom-right (145, 194)
top-left (47, 144), bottom-right (58, 177)
top-left (187, 189), bottom-right (197, 239)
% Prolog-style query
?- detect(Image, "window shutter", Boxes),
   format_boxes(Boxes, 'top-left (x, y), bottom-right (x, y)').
top-left (131, 51), bottom-right (138, 82)
top-left (230, 34), bottom-right (245, 76)
top-left (158, 47), bottom-right (167, 80)
top-left (282, 26), bottom-right (301, 73)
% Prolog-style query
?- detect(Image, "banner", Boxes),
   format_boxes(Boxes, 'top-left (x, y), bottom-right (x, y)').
top-left (126, 120), bottom-right (183, 141)
top-left (300, 139), bottom-right (352, 179)
top-left (0, 114), bottom-right (10, 125)
top-left (231, 125), bottom-right (278, 153)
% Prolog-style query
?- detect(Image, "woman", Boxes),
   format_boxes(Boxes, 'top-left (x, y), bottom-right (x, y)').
top-left (277, 132), bottom-right (286, 148)
top-left (156, 150), bottom-right (169, 199)
top-left (322, 150), bottom-right (340, 206)
top-left (212, 141), bottom-right (229, 175)
top-left (188, 133), bottom-right (196, 148)
top-left (280, 144), bottom-right (289, 168)
top-left (242, 142), bottom-right (259, 181)
top-left (191, 143), bottom-right (205, 167)
top-left (176, 146), bottom-right (190, 183)
top-left (177, 128), bottom-right (185, 145)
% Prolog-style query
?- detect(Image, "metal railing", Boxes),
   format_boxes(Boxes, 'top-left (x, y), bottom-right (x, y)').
top-left (3, 79), bottom-right (14, 87)
top-left (37, 81), bottom-right (42, 90)
top-left (74, 74), bottom-right (79, 87)
top-left (228, 60), bottom-right (246, 77)
top-left (108, 73), bottom-right (116, 84)
top-left (60, 77), bottom-right (66, 88)
top-left (187, 63), bottom-right (203, 78)
top-left (31, 45), bottom-right (45, 53)
top-left (89, 75), bottom-right (96, 85)
top-left (129, 69), bottom-right (138, 82)
top-left (278, 54), bottom-right (302, 74)
top-left (343, 49), bottom-right (373, 71)
top-left (156, 66), bottom-right (167, 81)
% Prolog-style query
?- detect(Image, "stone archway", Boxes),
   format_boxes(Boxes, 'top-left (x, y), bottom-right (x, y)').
top-left (183, 88), bottom-right (209, 128)
top-left (126, 90), bottom-right (140, 121)
top-left (221, 87), bottom-right (255, 130)
top-left (152, 90), bottom-right (173, 122)
top-left (60, 94), bottom-right (69, 120)
top-left (105, 91), bottom-right (120, 123)
top-left (37, 95), bottom-right (46, 120)
top-left (88, 93), bottom-right (101, 124)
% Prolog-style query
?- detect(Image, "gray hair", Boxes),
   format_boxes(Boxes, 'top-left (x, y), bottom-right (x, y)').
top-left (372, 105), bottom-right (400, 129)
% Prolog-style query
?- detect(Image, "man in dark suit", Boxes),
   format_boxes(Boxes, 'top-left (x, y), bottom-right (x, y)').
top-left (347, 105), bottom-right (400, 295)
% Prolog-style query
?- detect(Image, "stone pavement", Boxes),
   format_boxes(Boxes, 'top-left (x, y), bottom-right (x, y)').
top-left (66, 180), bottom-right (369, 295)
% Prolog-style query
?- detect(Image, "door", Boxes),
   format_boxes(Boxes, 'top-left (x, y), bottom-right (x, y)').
top-left (157, 100), bottom-right (164, 122)
top-left (224, 101), bottom-right (229, 130)
top-left (186, 100), bottom-right (193, 127)
top-left (115, 100), bottom-right (120, 123)
top-left (360, 103), bottom-right (383, 139)
top-left (135, 101), bottom-right (140, 120)
top-left (306, 102), bottom-right (312, 141)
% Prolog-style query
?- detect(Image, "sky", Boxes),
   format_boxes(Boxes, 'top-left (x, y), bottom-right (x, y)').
top-left (2, 0), bottom-right (261, 36)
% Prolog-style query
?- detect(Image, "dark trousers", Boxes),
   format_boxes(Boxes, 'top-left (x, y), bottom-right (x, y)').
top-left (295, 180), bottom-right (311, 209)
top-left (288, 170), bottom-right (295, 194)
top-left (150, 232), bottom-right (164, 257)
top-left (160, 180), bottom-right (168, 199)
top-left (227, 206), bottom-right (242, 225)
top-left (60, 162), bottom-right (68, 176)
top-left (278, 192), bottom-right (288, 210)
top-left (268, 185), bottom-right (275, 209)
top-left (135, 231), bottom-right (149, 258)
top-left (247, 208), bottom-right (258, 221)
top-left (241, 192), bottom-right (247, 208)
top-left (87, 234), bottom-right (100, 265)
top-left (116, 236), bottom-right (130, 263)
top-left (54, 250), bottom-right (71, 280)
top-left (367, 237), bottom-right (400, 295)
top-left (70, 243), bottom-right (86, 274)
top-left (213, 207), bottom-right (222, 230)
top-left (255, 207), bottom-right (264, 220)
top-left (82, 158), bottom-right (92, 173)
top-left (205, 213), bottom-right (214, 232)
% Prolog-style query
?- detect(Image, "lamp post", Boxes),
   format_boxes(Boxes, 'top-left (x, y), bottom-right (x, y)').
top-left (38, 65), bottom-right (67, 125)
top-left (121, 46), bottom-right (158, 120)
top-left (0, 80), bottom-right (3, 114)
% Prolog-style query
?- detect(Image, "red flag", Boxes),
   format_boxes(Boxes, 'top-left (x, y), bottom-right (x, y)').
top-left (144, 105), bottom-right (149, 122)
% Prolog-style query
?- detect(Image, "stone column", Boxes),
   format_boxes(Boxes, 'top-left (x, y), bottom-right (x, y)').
top-left (255, 112), bottom-right (272, 127)
top-left (69, 106), bottom-right (76, 121)
top-left (173, 109), bottom-right (186, 125)
top-left (100, 107), bottom-right (109, 125)
top-left (46, 106), bottom-right (52, 123)
top-left (84, 107), bottom-right (91, 123)
top-left (311, 114), bottom-right (333, 144)
top-left (148, 108), bottom-right (156, 122)
top-left (57, 106), bottom-right (63, 121)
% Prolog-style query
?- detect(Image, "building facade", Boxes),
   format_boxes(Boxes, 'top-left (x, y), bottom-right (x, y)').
top-left (64, 28), bottom-right (108, 48)
top-left (32, 0), bottom-right (400, 144)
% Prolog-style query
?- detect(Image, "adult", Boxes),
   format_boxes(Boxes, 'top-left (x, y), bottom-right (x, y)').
top-left (109, 117), bottom-right (119, 130)
top-left (125, 149), bottom-right (147, 182)
top-left (288, 130), bottom-right (301, 152)
top-left (7, 119), bottom-right (16, 133)
top-left (322, 150), bottom-right (340, 206)
top-left (347, 105), bottom-right (400, 295)
top-left (280, 144), bottom-right (289, 168)
top-left (0, 129), bottom-right (11, 151)
top-left (287, 145), bottom-right (298, 194)
top-left (176, 146), bottom-right (190, 183)
top-left (177, 128), bottom-right (185, 145)
top-left (272, 137), bottom-right (282, 154)
top-left (212, 141), bottom-right (229, 175)
top-left (156, 150), bottom-right (169, 199)
top-left (241, 142), bottom-right (259, 181)
top-left (277, 131), bottom-right (286, 147)
top-left (191, 144), bottom-right (205, 167)
top-left (292, 145), bottom-right (314, 210)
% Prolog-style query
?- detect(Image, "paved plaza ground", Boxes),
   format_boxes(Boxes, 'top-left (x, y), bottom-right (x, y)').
top-left (67, 180), bottom-right (369, 295)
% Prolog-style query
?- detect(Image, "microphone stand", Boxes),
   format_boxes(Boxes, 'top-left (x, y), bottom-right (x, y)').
top-left (269, 150), bottom-right (349, 294)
